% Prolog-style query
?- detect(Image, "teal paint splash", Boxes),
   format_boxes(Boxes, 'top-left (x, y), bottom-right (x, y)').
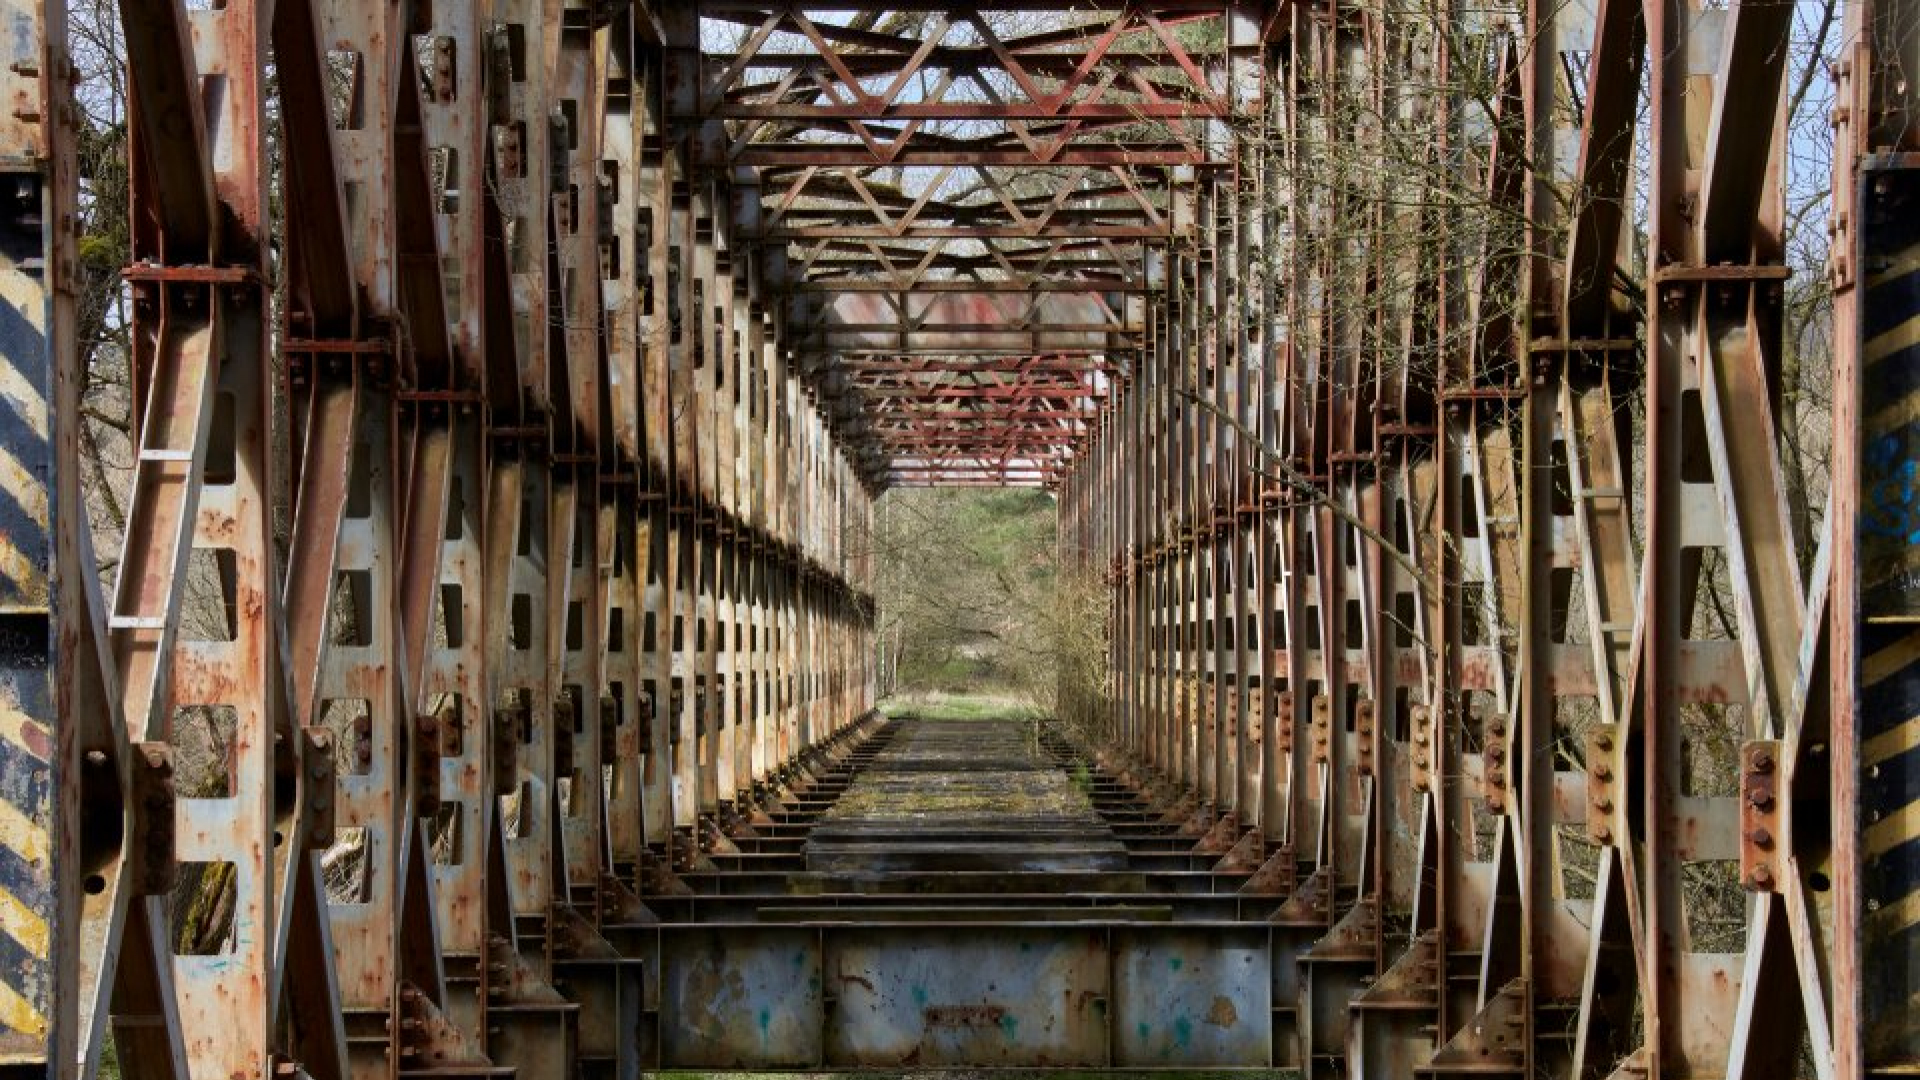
top-left (999, 1014), bottom-right (1020, 1041)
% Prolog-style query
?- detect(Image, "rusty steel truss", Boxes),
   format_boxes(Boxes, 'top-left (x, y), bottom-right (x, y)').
top-left (1057, 0), bottom-right (1920, 1077)
top-left (0, 0), bottom-right (1914, 1078)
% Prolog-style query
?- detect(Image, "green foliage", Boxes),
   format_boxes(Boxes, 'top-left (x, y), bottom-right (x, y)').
top-left (868, 488), bottom-right (1065, 703)
top-left (879, 692), bottom-right (1041, 721)
top-left (866, 489), bottom-right (1120, 720)
top-left (97, 1034), bottom-right (120, 1080)
top-left (1070, 760), bottom-right (1093, 798)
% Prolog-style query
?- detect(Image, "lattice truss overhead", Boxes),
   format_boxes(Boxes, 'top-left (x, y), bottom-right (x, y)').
top-left (689, 1), bottom-right (1244, 486)
top-left (0, 0), bottom-right (1912, 1078)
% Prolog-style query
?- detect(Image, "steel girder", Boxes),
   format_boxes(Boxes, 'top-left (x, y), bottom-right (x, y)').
top-left (678, 3), bottom-right (1256, 481)
top-left (0, 0), bottom-right (1913, 1078)
top-left (1057, 2), bottom-right (1916, 1080)
top-left (1832, 0), bottom-right (1920, 1070)
top-left (23, 0), bottom-right (880, 1078)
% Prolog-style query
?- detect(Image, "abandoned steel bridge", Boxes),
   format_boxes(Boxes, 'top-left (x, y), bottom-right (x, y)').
top-left (0, 0), bottom-right (1915, 1076)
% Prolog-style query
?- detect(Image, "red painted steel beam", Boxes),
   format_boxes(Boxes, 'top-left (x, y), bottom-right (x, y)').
top-left (786, 280), bottom-right (1148, 293)
top-left (765, 225), bottom-right (1173, 238)
top-left (868, 409), bottom-right (1099, 420)
top-left (798, 348), bottom-right (1132, 358)
top-left (881, 430), bottom-right (1080, 440)
top-left (883, 465), bottom-right (1065, 472)
top-left (885, 449), bottom-right (1075, 457)
top-left (710, 104), bottom-right (1224, 120)
top-left (873, 424), bottom-right (1089, 434)
top-left (851, 372), bottom-right (1099, 385)
top-left (700, 0), bottom-right (1229, 11)
top-left (708, 52), bottom-right (1218, 75)
top-left (860, 387), bottom-right (1102, 399)
top-left (721, 147), bottom-right (1216, 166)
top-left (842, 361), bottom-right (1117, 373)
top-left (872, 432), bottom-right (1090, 441)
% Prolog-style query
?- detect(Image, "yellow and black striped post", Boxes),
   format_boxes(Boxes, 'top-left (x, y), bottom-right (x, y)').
top-left (0, 0), bottom-right (75, 1073)
top-left (1853, 155), bottom-right (1920, 1074)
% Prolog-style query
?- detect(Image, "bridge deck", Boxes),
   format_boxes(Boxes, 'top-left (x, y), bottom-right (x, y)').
top-left (805, 718), bottom-right (1128, 876)
top-left (643, 716), bottom-right (1305, 1071)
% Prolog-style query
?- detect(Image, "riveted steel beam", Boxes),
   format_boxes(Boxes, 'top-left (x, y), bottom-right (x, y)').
top-left (43, 1), bottom-right (882, 1078)
top-left (26, 0), bottom-right (1911, 1076)
top-left (1054, 0), bottom-right (1891, 1074)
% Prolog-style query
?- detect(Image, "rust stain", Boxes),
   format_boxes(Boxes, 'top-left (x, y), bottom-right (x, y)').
top-left (1205, 995), bottom-right (1238, 1028)
top-left (924, 1004), bottom-right (1007, 1028)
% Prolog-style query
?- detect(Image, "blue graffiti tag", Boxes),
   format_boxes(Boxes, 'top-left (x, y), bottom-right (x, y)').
top-left (1864, 434), bottom-right (1920, 543)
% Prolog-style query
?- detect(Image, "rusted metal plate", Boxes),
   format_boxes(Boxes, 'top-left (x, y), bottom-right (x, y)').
top-left (660, 926), bottom-right (825, 1068)
top-left (1111, 926), bottom-right (1271, 1067)
top-left (824, 925), bottom-right (1110, 1068)
top-left (655, 919), bottom-right (1280, 1070)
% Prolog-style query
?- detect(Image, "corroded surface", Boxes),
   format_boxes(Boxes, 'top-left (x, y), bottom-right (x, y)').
top-left (824, 719), bottom-right (1095, 820)
top-left (22, 0), bottom-right (1911, 1073)
top-left (653, 720), bottom-right (1282, 1069)
top-left (808, 719), bottom-right (1124, 875)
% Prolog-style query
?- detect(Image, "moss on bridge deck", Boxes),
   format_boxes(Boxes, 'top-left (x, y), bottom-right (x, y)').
top-left (803, 716), bottom-right (1124, 876)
